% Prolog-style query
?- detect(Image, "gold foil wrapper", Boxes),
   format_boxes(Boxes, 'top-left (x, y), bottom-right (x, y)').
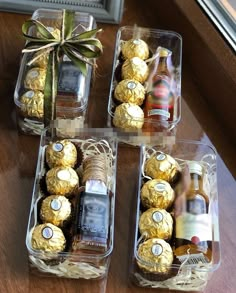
top-left (20, 90), bottom-right (44, 119)
top-left (46, 140), bottom-right (77, 168)
top-left (40, 195), bottom-right (72, 227)
top-left (31, 223), bottom-right (66, 252)
top-left (24, 67), bottom-right (46, 91)
top-left (121, 57), bottom-right (149, 84)
top-left (137, 238), bottom-right (173, 273)
top-left (46, 166), bottom-right (79, 196)
top-left (31, 50), bottom-right (49, 68)
top-left (144, 152), bottom-right (181, 182)
top-left (114, 79), bottom-right (145, 105)
top-left (141, 179), bottom-right (175, 209)
top-left (113, 102), bottom-right (144, 130)
top-left (139, 208), bottom-right (173, 239)
top-left (121, 38), bottom-right (149, 60)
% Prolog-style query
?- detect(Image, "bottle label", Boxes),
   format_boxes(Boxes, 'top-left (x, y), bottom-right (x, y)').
top-left (153, 75), bottom-right (170, 99)
top-left (177, 253), bottom-right (209, 265)
top-left (148, 108), bottom-right (170, 118)
top-left (78, 192), bottom-right (109, 240)
top-left (176, 213), bottom-right (212, 242)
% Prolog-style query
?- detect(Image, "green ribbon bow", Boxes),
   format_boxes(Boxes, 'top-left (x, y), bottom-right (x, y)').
top-left (22, 9), bottom-right (103, 126)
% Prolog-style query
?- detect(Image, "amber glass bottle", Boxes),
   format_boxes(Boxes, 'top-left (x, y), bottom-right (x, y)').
top-left (143, 47), bottom-right (174, 125)
top-left (174, 162), bottom-right (212, 264)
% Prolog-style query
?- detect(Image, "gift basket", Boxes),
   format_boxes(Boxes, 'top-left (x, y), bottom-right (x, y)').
top-left (25, 127), bottom-right (117, 279)
top-left (107, 26), bottom-right (182, 133)
top-left (130, 140), bottom-right (220, 291)
top-left (14, 9), bottom-right (102, 135)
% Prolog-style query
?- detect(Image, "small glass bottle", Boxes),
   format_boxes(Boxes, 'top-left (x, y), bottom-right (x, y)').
top-left (174, 162), bottom-right (212, 264)
top-left (143, 47), bottom-right (174, 126)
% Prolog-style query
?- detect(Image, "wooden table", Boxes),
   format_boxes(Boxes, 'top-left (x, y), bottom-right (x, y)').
top-left (0, 1), bottom-right (235, 292)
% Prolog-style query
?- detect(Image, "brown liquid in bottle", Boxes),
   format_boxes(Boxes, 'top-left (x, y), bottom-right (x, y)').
top-left (174, 162), bottom-right (212, 264)
top-left (143, 47), bottom-right (174, 131)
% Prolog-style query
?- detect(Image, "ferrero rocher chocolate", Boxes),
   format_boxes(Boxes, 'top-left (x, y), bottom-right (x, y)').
top-left (139, 208), bottom-right (173, 239)
top-left (24, 67), bottom-right (46, 91)
top-left (20, 90), bottom-right (44, 119)
top-left (121, 38), bottom-right (149, 60)
top-left (137, 238), bottom-right (173, 273)
top-left (113, 102), bottom-right (144, 130)
top-left (46, 166), bottom-right (79, 196)
top-left (114, 79), bottom-right (145, 105)
top-left (121, 57), bottom-right (149, 84)
top-left (144, 152), bottom-right (180, 183)
top-left (31, 223), bottom-right (66, 252)
top-left (40, 195), bottom-right (72, 227)
top-left (46, 140), bottom-right (77, 168)
top-left (31, 50), bottom-right (49, 68)
top-left (141, 179), bottom-right (175, 209)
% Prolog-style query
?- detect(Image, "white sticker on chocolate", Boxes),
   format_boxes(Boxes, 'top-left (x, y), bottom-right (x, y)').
top-left (152, 211), bottom-right (163, 223)
top-left (152, 244), bottom-right (163, 256)
top-left (57, 169), bottom-right (71, 181)
top-left (50, 198), bottom-right (62, 211)
top-left (156, 153), bottom-right (166, 161)
top-left (127, 81), bottom-right (137, 90)
top-left (25, 90), bottom-right (35, 98)
top-left (42, 227), bottom-right (53, 239)
top-left (53, 142), bottom-right (63, 152)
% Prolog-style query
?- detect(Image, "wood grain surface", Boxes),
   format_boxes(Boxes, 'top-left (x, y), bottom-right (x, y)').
top-left (0, 0), bottom-right (235, 292)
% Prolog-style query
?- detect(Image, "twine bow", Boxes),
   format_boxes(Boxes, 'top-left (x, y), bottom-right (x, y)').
top-left (22, 9), bottom-right (103, 126)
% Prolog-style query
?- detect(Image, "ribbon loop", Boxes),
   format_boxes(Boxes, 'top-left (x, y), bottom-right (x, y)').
top-left (22, 9), bottom-right (103, 127)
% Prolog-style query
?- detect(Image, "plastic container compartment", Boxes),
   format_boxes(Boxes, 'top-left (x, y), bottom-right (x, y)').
top-left (107, 26), bottom-right (182, 133)
top-left (14, 9), bottom-right (96, 135)
top-left (25, 128), bottom-right (117, 279)
top-left (130, 140), bottom-right (220, 291)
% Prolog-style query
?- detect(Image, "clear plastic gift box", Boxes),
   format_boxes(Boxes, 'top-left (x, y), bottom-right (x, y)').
top-left (25, 127), bottom-right (117, 279)
top-left (130, 140), bottom-right (220, 291)
top-left (14, 9), bottom-right (96, 135)
top-left (108, 26), bottom-right (182, 133)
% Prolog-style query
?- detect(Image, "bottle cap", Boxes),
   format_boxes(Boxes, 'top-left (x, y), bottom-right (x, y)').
top-left (188, 161), bottom-right (203, 176)
top-left (157, 47), bottom-right (171, 58)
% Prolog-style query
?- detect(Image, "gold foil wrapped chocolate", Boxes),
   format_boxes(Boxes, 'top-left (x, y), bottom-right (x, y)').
top-left (40, 195), bottom-right (72, 227)
top-left (121, 57), bottom-right (149, 84)
top-left (46, 166), bottom-right (79, 196)
top-left (24, 67), bottom-right (46, 91)
top-left (20, 90), bottom-right (44, 119)
top-left (113, 102), bottom-right (144, 130)
top-left (114, 79), bottom-right (145, 105)
top-left (141, 179), bottom-right (175, 209)
top-left (31, 50), bottom-right (49, 68)
top-left (121, 38), bottom-right (149, 60)
top-left (46, 140), bottom-right (77, 168)
top-left (144, 152), bottom-right (181, 182)
top-left (139, 208), bottom-right (173, 239)
top-left (137, 238), bottom-right (173, 273)
top-left (31, 223), bottom-right (66, 252)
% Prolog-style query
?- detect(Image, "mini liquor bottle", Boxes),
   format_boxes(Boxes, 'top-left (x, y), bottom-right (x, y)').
top-left (143, 47), bottom-right (174, 128)
top-left (174, 162), bottom-right (212, 264)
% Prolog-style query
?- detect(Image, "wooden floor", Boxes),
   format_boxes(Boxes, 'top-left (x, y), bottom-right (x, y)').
top-left (0, 0), bottom-right (235, 292)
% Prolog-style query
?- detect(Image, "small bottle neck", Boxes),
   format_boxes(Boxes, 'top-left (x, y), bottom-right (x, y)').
top-left (157, 56), bottom-right (169, 76)
top-left (190, 173), bottom-right (202, 191)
